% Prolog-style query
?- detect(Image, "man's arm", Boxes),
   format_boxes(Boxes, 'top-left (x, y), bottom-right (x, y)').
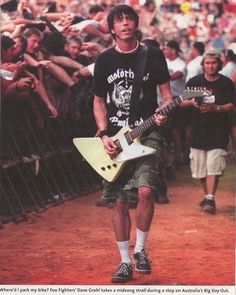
top-left (93, 95), bottom-right (108, 132)
top-left (199, 102), bottom-right (236, 113)
top-left (93, 95), bottom-right (118, 156)
top-left (159, 81), bottom-right (173, 105)
top-left (170, 70), bottom-right (184, 81)
top-left (73, 63), bottom-right (95, 81)
top-left (24, 53), bottom-right (44, 67)
top-left (154, 81), bottom-right (172, 126)
top-left (49, 55), bottom-right (83, 70)
top-left (180, 98), bottom-right (197, 108)
top-left (180, 99), bottom-right (236, 112)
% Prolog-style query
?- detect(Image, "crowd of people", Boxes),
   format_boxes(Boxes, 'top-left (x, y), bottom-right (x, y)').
top-left (1, 1), bottom-right (236, 143)
top-left (1, 0), bottom-right (236, 203)
top-left (1, 0), bottom-right (236, 284)
top-left (1, 3), bottom-right (236, 187)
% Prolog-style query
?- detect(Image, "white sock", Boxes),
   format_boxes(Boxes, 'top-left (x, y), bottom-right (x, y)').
top-left (117, 241), bottom-right (131, 264)
top-left (205, 194), bottom-right (214, 200)
top-left (134, 228), bottom-right (149, 254)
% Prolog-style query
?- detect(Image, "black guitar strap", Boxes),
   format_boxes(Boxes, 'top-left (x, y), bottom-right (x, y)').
top-left (128, 45), bottom-right (148, 126)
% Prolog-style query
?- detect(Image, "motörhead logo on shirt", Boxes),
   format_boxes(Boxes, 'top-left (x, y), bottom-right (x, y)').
top-left (107, 68), bottom-right (149, 128)
top-left (107, 68), bottom-right (134, 84)
top-left (107, 67), bottom-right (134, 127)
top-left (93, 46), bottom-right (171, 134)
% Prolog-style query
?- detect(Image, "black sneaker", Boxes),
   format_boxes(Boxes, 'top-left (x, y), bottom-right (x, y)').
top-left (133, 249), bottom-right (151, 274)
top-left (156, 195), bottom-right (169, 204)
top-left (199, 198), bottom-right (216, 214)
top-left (111, 262), bottom-right (133, 283)
top-left (95, 197), bottom-right (115, 208)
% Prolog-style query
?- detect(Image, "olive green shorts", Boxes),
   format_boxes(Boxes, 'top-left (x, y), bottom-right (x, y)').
top-left (103, 131), bottom-right (165, 202)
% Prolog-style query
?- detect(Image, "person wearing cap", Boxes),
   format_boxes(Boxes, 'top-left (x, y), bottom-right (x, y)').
top-left (186, 41), bottom-right (205, 81)
top-left (163, 40), bottom-right (189, 166)
top-left (181, 49), bottom-right (236, 214)
top-left (163, 40), bottom-right (187, 96)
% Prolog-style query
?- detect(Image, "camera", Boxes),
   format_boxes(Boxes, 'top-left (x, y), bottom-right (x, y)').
top-left (195, 95), bottom-right (215, 106)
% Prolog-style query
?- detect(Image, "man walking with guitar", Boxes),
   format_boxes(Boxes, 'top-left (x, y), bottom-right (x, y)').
top-left (92, 5), bottom-right (172, 283)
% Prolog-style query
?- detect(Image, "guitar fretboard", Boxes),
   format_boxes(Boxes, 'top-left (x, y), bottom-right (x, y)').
top-left (129, 96), bottom-right (183, 140)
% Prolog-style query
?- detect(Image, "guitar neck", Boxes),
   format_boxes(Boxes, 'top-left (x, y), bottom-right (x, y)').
top-left (129, 96), bottom-right (183, 140)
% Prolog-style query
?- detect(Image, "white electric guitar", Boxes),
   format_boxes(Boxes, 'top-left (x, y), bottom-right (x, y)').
top-left (73, 88), bottom-right (211, 182)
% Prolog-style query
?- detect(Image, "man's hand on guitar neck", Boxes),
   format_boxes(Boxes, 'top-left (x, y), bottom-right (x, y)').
top-left (101, 136), bottom-right (119, 158)
top-left (154, 111), bottom-right (168, 126)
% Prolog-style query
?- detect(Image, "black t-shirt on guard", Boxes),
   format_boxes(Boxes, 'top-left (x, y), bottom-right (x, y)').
top-left (186, 73), bottom-right (236, 150)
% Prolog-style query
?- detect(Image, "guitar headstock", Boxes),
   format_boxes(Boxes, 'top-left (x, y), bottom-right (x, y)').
top-left (181, 87), bottom-right (212, 100)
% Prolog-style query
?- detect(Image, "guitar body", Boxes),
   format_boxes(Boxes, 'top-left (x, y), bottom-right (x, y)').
top-left (73, 126), bottom-right (156, 182)
top-left (73, 88), bottom-right (211, 182)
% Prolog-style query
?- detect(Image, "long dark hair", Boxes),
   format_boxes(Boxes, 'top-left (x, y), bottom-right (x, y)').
top-left (107, 5), bottom-right (139, 39)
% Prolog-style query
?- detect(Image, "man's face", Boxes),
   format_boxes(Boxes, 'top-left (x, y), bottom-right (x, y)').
top-left (203, 56), bottom-right (219, 77)
top-left (3, 45), bottom-right (15, 62)
top-left (13, 37), bottom-right (24, 57)
top-left (112, 13), bottom-right (137, 41)
top-left (26, 34), bottom-right (41, 54)
top-left (64, 41), bottom-right (81, 60)
top-left (191, 47), bottom-right (199, 59)
top-left (163, 46), bottom-right (176, 60)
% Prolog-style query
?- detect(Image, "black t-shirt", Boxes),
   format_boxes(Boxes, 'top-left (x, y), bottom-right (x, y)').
top-left (92, 45), bottom-right (170, 135)
top-left (186, 73), bottom-right (236, 150)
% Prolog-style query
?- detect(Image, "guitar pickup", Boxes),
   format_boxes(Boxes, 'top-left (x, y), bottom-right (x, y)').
top-left (124, 131), bottom-right (133, 145)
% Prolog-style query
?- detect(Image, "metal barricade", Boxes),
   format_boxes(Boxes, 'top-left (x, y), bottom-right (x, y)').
top-left (0, 109), bottom-right (102, 227)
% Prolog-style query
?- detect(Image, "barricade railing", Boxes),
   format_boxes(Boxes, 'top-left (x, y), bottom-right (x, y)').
top-left (0, 113), bottom-right (102, 228)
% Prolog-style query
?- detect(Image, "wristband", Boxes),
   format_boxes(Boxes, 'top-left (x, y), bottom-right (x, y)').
top-left (97, 130), bottom-right (109, 138)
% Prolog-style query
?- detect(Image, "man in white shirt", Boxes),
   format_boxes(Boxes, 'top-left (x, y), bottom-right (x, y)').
top-left (164, 40), bottom-right (187, 97)
top-left (163, 40), bottom-right (189, 166)
top-left (186, 41), bottom-right (205, 81)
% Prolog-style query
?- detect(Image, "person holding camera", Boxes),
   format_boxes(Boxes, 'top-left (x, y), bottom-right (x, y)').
top-left (181, 49), bottom-right (236, 214)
